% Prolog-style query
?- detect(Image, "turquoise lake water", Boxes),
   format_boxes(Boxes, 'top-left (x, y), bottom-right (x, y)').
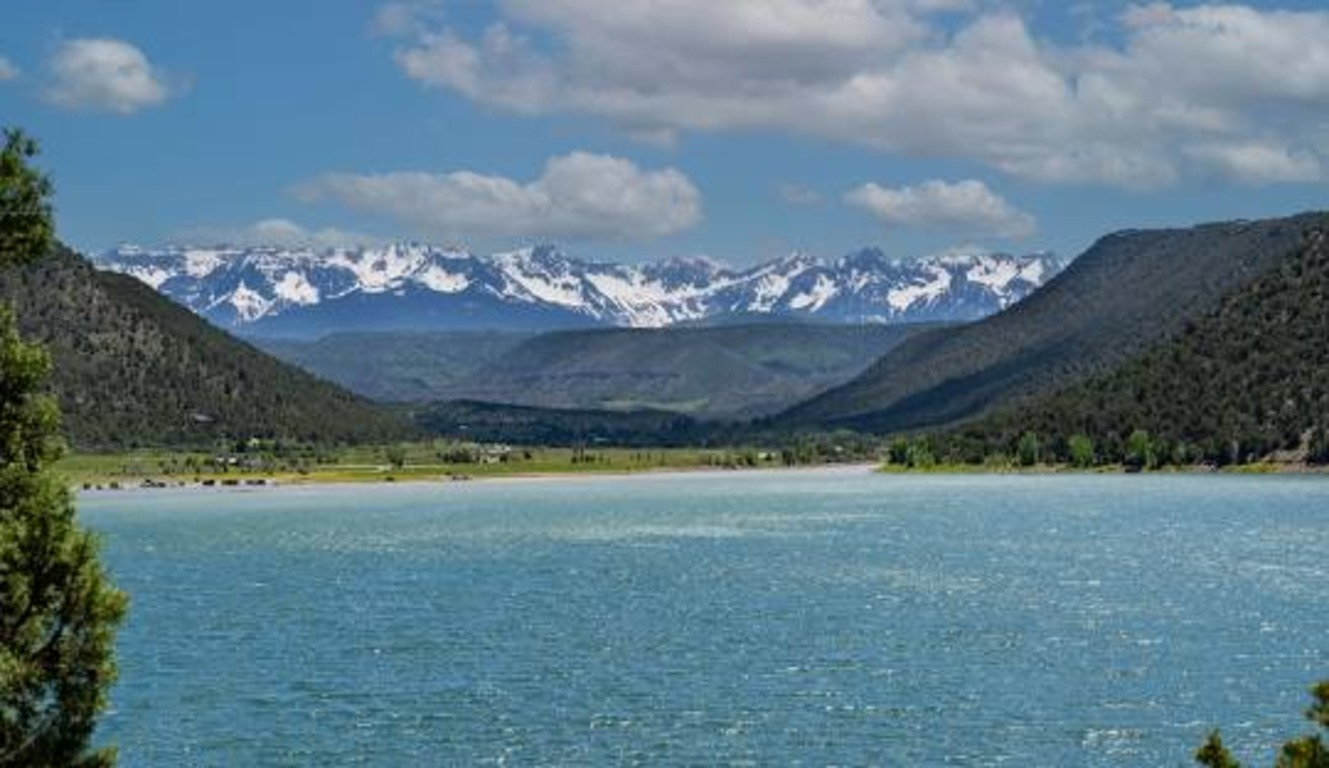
top-left (81, 469), bottom-right (1328, 765)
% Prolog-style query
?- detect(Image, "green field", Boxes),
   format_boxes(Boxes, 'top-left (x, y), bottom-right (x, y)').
top-left (56, 442), bottom-right (791, 490)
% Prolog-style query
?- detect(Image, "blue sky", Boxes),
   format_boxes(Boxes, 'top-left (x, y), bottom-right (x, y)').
top-left (1, 0), bottom-right (1327, 265)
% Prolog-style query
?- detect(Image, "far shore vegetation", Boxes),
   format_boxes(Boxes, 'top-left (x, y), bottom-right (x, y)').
top-left (57, 435), bottom-right (883, 490)
top-left (873, 423), bottom-right (1329, 474)
top-left (56, 423), bottom-right (1329, 492)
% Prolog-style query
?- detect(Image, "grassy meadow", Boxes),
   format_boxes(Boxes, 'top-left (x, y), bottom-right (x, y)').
top-left (56, 442), bottom-right (791, 490)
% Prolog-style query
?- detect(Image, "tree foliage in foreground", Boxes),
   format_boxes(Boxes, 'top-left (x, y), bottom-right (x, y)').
top-left (0, 128), bottom-right (126, 766)
top-left (1197, 681), bottom-right (1329, 768)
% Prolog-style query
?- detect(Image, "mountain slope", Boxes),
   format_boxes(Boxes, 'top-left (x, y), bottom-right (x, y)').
top-left (96, 243), bottom-right (1059, 337)
top-left (781, 212), bottom-right (1329, 433)
top-left (432, 323), bottom-right (933, 418)
top-left (950, 224), bottom-right (1329, 464)
top-left (254, 331), bottom-right (532, 403)
top-left (409, 400), bottom-right (715, 448)
top-left (0, 246), bottom-right (413, 449)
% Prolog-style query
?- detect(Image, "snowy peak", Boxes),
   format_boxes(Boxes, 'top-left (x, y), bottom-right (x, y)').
top-left (95, 243), bottom-right (1062, 337)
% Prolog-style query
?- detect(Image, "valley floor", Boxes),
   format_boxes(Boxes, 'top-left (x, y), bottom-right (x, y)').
top-left (59, 444), bottom-right (1329, 495)
top-left (57, 445), bottom-right (824, 492)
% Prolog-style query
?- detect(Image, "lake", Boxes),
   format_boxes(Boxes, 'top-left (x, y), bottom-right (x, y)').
top-left (82, 469), bottom-right (1329, 765)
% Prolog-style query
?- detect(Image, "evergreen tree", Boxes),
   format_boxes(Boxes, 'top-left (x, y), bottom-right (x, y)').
top-left (0, 129), bottom-right (127, 766)
top-left (1308, 427), bottom-right (1329, 466)
top-left (1197, 681), bottom-right (1329, 768)
top-left (1275, 681), bottom-right (1329, 768)
top-left (1196, 730), bottom-right (1242, 768)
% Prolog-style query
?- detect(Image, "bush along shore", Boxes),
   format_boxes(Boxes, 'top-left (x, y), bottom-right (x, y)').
top-left (62, 426), bottom-right (1329, 492)
top-left (875, 428), bottom-right (1329, 474)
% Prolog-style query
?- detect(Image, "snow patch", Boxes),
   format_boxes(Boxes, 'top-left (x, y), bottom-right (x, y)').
top-left (788, 274), bottom-right (840, 311)
top-left (417, 265), bottom-right (470, 293)
top-left (886, 267), bottom-right (953, 311)
top-left (228, 281), bottom-right (272, 322)
top-left (494, 250), bottom-right (592, 310)
top-left (272, 271), bottom-right (320, 305)
top-left (1019, 260), bottom-right (1045, 285)
top-left (328, 244), bottom-right (426, 293)
top-left (966, 257), bottom-right (1020, 293)
top-left (125, 266), bottom-right (173, 290)
top-left (747, 273), bottom-right (791, 312)
top-left (184, 249), bottom-right (226, 278)
top-left (583, 270), bottom-right (708, 327)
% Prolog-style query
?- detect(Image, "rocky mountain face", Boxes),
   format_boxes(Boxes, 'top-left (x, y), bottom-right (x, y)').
top-left (95, 243), bottom-right (1061, 337)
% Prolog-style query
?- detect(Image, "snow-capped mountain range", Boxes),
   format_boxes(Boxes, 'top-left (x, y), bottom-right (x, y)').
top-left (95, 243), bottom-right (1062, 338)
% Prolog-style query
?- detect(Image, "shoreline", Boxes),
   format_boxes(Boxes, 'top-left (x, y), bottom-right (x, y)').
top-left (876, 461), bottom-right (1329, 476)
top-left (71, 460), bottom-right (881, 496)
top-left (71, 458), bottom-right (1329, 498)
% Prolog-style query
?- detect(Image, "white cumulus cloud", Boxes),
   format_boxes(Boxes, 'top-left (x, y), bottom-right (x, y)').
top-left (845, 179), bottom-right (1036, 239)
top-left (179, 219), bottom-right (381, 250)
top-left (383, 1), bottom-right (1329, 187)
top-left (43, 38), bottom-right (178, 114)
top-left (0, 56), bottom-right (18, 81)
top-left (371, 0), bottom-right (449, 38)
top-left (294, 151), bottom-right (702, 242)
top-left (1183, 141), bottom-right (1323, 185)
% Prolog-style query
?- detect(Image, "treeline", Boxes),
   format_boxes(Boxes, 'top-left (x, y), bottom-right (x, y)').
top-left (409, 399), bottom-right (718, 447)
top-left (408, 400), bottom-right (885, 465)
top-left (920, 227), bottom-right (1329, 469)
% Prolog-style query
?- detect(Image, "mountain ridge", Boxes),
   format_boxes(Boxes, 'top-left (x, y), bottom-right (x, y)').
top-left (779, 211), bottom-right (1329, 434)
top-left (940, 220), bottom-right (1329, 466)
top-left (96, 243), bottom-right (1061, 337)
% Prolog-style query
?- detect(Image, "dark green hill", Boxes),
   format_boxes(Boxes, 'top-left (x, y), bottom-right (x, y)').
top-left (254, 331), bottom-right (531, 403)
top-left (409, 400), bottom-right (718, 447)
top-left (947, 224), bottom-right (1329, 465)
top-left (781, 212), bottom-right (1329, 433)
top-left (0, 246), bottom-right (414, 449)
top-left (436, 323), bottom-right (932, 419)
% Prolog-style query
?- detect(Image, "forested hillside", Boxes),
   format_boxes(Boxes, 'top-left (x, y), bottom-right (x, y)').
top-left (255, 331), bottom-right (531, 403)
top-left (781, 212), bottom-right (1329, 433)
top-left (0, 246), bottom-right (413, 449)
top-left (944, 225), bottom-right (1329, 466)
top-left (410, 400), bottom-right (716, 447)
top-left (435, 323), bottom-right (931, 418)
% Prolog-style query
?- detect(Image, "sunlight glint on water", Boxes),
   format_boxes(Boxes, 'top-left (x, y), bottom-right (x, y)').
top-left (82, 469), bottom-right (1329, 765)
